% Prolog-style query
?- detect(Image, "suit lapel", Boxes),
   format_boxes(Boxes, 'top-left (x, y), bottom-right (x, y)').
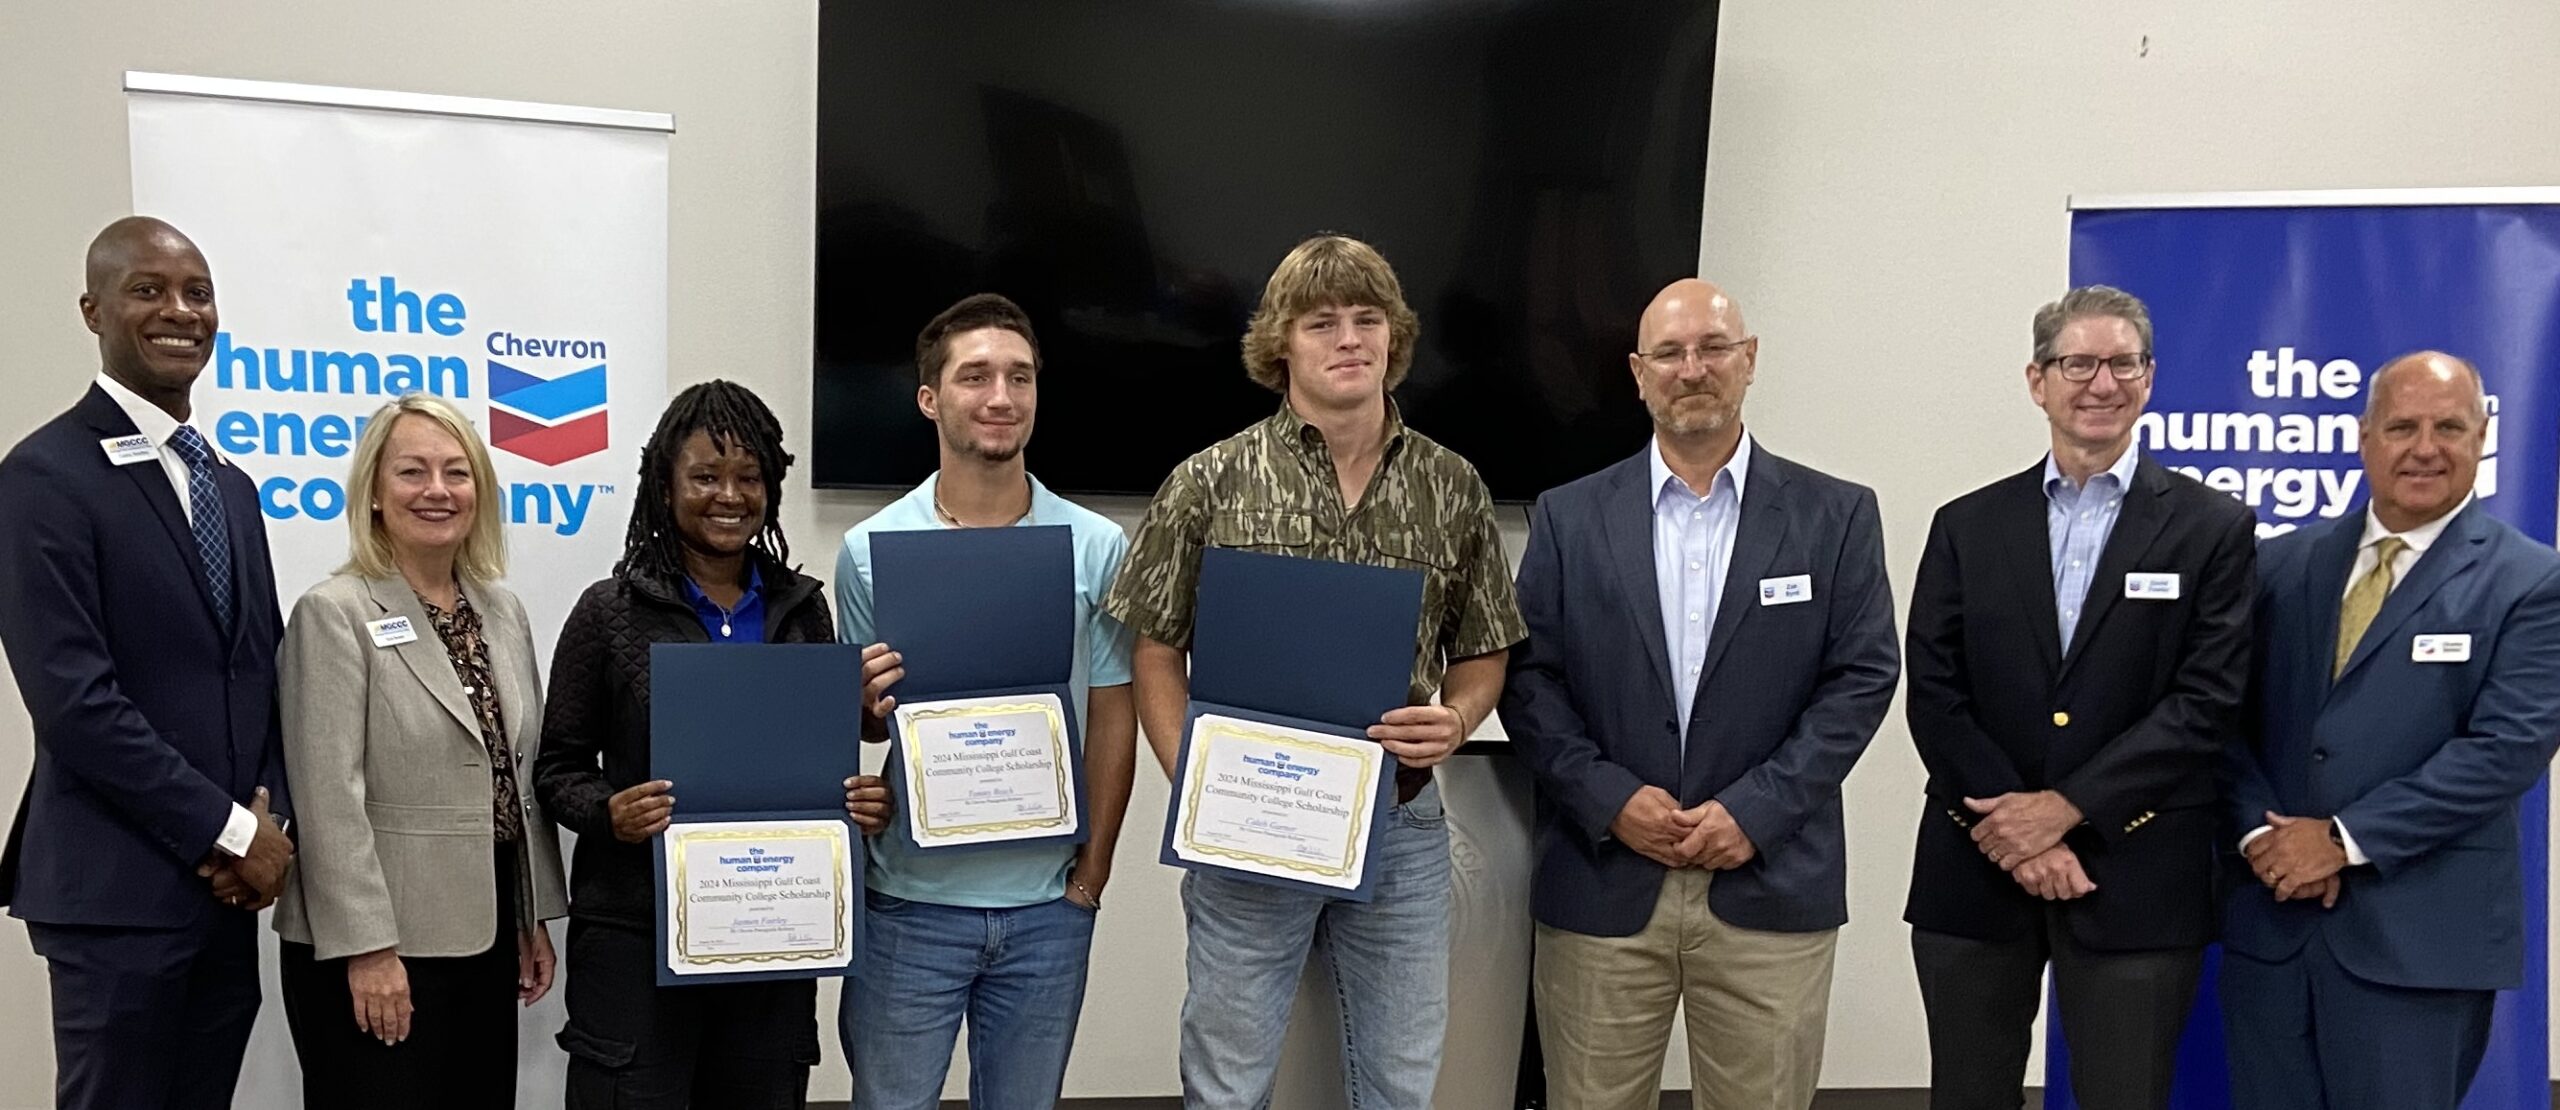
top-left (1989, 468), bottom-right (2063, 680)
top-left (483, 588), bottom-right (536, 767)
top-left (1602, 456), bottom-right (1677, 715)
top-left (216, 463), bottom-right (263, 658)
top-left (364, 576), bottom-right (481, 743)
top-left (77, 388), bottom-right (225, 632)
top-left (1696, 451), bottom-right (1790, 692)
top-left (2338, 505), bottom-right (2488, 682)
top-left (2058, 461), bottom-right (2171, 680)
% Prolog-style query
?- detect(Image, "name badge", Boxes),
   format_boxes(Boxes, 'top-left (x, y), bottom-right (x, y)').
top-left (99, 435), bottom-right (157, 466)
top-left (2124, 572), bottom-right (2181, 600)
top-left (366, 616), bottom-right (418, 648)
top-left (1758, 574), bottom-right (1814, 606)
top-left (2412, 633), bottom-right (2472, 663)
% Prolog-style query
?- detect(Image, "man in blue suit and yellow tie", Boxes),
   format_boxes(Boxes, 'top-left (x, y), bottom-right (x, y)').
top-left (0, 217), bottom-right (294, 1109)
top-left (2224, 351), bottom-right (2560, 1110)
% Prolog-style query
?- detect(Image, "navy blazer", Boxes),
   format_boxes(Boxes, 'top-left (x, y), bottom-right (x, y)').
top-left (1903, 459), bottom-right (2255, 951)
top-left (0, 384), bottom-right (290, 928)
top-left (1502, 443), bottom-right (1900, 937)
top-left (2227, 501), bottom-right (2560, 991)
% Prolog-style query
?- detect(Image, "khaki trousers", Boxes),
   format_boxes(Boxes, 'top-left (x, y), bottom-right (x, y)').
top-left (1534, 868), bottom-right (1838, 1110)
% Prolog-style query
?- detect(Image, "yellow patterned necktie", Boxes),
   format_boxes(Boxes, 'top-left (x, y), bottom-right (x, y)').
top-left (2334, 536), bottom-right (2409, 678)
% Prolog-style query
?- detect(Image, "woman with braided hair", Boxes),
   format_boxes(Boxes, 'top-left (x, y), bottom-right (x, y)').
top-left (534, 380), bottom-right (891, 1108)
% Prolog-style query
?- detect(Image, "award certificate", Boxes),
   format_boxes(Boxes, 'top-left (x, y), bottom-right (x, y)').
top-left (660, 819), bottom-right (856, 977)
top-left (1170, 713), bottom-right (1384, 891)
top-left (895, 692), bottom-right (1080, 847)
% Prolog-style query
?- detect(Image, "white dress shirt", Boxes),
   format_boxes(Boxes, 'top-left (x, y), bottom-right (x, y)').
top-left (94, 374), bottom-right (260, 859)
top-left (1650, 433), bottom-right (1752, 757)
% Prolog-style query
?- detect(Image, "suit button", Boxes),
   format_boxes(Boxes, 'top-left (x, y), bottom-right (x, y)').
top-left (2052, 711), bottom-right (2071, 727)
top-left (2312, 749), bottom-right (2327, 761)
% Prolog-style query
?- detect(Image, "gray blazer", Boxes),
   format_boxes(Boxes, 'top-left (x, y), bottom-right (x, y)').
top-left (274, 573), bottom-right (568, 960)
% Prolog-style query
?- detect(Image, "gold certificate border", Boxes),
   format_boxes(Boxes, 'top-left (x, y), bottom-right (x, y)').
top-left (670, 825), bottom-right (852, 970)
top-left (1177, 719), bottom-right (1379, 881)
top-left (899, 700), bottom-right (1075, 840)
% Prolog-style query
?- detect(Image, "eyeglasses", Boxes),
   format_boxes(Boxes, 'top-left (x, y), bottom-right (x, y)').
top-left (2042, 353), bottom-right (2152, 382)
top-left (1638, 338), bottom-right (1754, 371)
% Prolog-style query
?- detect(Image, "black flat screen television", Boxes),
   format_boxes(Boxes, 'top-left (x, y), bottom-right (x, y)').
top-left (813, 0), bottom-right (1717, 501)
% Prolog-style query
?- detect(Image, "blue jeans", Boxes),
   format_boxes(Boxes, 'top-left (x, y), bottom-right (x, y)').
top-left (842, 889), bottom-right (1098, 1110)
top-left (1179, 780), bottom-right (1452, 1110)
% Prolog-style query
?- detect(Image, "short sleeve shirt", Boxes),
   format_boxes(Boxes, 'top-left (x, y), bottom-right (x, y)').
top-left (1104, 402), bottom-right (1527, 708)
top-left (835, 473), bottom-right (1134, 908)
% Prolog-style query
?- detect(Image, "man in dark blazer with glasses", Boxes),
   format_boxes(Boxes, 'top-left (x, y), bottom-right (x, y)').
top-left (1903, 285), bottom-right (2255, 1110)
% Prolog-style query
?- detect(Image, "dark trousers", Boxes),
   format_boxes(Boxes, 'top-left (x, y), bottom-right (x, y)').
top-left (1912, 913), bottom-right (2204, 1110)
top-left (28, 909), bottom-right (262, 1110)
top-left (559, 918), bottom-right (819, 1110)
top-left (280, 844), bottom-right (522, 1109)
top-left (2221, 934), bottom-right (2494, 1110)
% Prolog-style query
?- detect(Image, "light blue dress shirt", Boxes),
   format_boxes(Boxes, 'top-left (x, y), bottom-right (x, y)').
top-left (1650, 434), bottom-right (1753, 752)
top-left (2043, 445), bottom-right (2141, 650)
top-left (834, 473), bottom-right (1135, 908)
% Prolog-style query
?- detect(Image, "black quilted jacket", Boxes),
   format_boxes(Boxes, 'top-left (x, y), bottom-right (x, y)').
top-left (532, 558), bottom-right (833, 930)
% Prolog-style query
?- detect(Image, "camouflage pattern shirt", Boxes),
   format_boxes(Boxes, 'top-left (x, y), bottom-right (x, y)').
top-left (1105, 402), bottom-right (1527, 795)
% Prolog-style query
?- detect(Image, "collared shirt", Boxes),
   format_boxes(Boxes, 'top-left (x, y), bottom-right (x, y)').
top-left (1105, 402), bottom-right (1528, 800)
top-left (2043, 445), bottom-right (2142, 649)
top-left (418, 589), bottom-right (524, 844)
top-left (680, 564), bottom-right (766, 643)
top-left (96, 372), bottom-right (224, 527)
top-left (837, 472), bottom-right (1135, 908)
top-left (1649, 433), bottom-right (1752, 743)
top-left (2343, 495), bottom-right (2470, 600)
top-left (97, 373), bottom-right (260, 858)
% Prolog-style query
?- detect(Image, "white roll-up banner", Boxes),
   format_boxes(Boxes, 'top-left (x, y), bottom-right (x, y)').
top-left (126, 71), bottom-right (671, 1106)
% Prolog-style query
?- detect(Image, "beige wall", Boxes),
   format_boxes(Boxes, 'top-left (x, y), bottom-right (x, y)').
top-left (4, 0), bottom-right (2560, 1105)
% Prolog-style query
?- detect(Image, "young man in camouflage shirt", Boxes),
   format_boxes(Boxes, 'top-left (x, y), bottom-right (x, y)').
top-left (1103, 234), bottom-right (1526, 1110)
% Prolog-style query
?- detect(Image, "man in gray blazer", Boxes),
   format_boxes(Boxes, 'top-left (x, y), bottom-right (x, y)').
top-left (1502, 279), bottom-right (1901, 1110)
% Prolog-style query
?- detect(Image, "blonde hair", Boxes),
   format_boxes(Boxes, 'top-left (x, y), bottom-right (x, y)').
top-left (340, 393), bottom-right (509, 582)
top-left (1240, 234), bottom-right (1421, 393)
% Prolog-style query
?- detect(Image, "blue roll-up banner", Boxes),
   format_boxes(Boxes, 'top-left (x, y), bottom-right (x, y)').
top-left (2055, 190), bottom-right (2560, 1109)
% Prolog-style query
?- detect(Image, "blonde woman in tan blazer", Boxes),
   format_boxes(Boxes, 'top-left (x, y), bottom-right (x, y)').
top-left (274, 393), bottom-right (568, 1109)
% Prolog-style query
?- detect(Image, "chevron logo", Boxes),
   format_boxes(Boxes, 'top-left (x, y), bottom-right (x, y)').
top-left (487, 361), bottom-right (608, 465)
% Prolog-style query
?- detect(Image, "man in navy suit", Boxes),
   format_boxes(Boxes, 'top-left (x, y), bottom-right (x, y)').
top-left (2223, 351), bottom-right (2560, 1110)
top-left (1502, 278), bottom-right (1900, 1110)
top-left (0, 217), bottom-right (294, 1110)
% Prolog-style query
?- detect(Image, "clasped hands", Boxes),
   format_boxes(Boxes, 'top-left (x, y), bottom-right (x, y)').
top-left (1964, 791), bottom-right (2094, 902)
top-left (2242, 810), bottom-right (2345, 909)
top-left (198, 786), bottom-right (291, 912)
top-left (1610, 786), bottom-right (1757, 870)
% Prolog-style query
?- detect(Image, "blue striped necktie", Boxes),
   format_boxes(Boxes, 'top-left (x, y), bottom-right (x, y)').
top-left (166, 426), bottom-right (234, 631)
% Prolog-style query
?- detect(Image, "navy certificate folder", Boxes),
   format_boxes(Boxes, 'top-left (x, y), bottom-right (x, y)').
top-left (869, 524), bottom-right (1089, 849)
top-left (649, 642), bottom-right (866, 986)
top-left (1161, 547), bottom-right (1424, 900)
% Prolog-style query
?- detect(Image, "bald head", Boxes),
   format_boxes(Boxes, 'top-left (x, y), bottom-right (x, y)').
top-left (2360, 349), bottom-right (2488, 532)
top-left (1630, 278), bottom-right (1757, 443)
top-left (84, 216), bottom-right (203, 296)
top-left (78, 216), bottom-right (217, 414)
top-left (1638, 278), bottom-right (1745, 350)
top-left (2365, 350), bottom-right (2486, 422)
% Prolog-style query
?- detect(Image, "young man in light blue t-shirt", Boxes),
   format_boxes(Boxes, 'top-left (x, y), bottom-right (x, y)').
top-left (833, 294), bottom-right (1136, 1110)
